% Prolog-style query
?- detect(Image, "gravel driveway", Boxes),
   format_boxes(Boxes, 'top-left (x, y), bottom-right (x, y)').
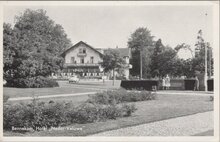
top-left (91, 111), bottom-right (213, 136)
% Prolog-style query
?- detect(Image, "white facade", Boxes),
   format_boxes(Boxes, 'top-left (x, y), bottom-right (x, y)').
top-left (65, 44), bottom-right (102, 64)
top-left (62, 41), bottom-right (131, 79)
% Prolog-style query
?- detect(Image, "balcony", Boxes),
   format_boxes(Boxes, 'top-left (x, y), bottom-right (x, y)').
top-left (77, 53), bottom-right (87, 57)
top-left (64, 63), bottom-right (100, 67)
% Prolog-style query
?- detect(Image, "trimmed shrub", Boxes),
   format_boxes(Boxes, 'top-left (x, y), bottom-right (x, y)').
top-left (184, 79), bottom-right (195, 90)
top-left (208, 79), bottom-right (213, 91)
top-left (5, 76), bottom-right (59, 88)
top-left (87, 89), bottom-right (156, 105)
top-left (121, 80), bottom-right (158, 91)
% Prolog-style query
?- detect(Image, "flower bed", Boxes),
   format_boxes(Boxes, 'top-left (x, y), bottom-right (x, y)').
top-left (4, 99), bottom-right (136, 131)
top-left (87, 89), bottom-right (156, 105)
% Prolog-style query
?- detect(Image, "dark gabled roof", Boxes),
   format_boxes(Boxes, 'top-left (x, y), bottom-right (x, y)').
top-left (103, 48), bottom-right (131, 57)
top-left (61, 41), bottom-right (103, 57)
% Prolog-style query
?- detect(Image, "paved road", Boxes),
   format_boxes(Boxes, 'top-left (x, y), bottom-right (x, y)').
top-left (8, 88), bottom-right (213, 101)
top-left (8, 92), bottom-right (97, 101)
top-left (91, 111), bottom-right (213, 136)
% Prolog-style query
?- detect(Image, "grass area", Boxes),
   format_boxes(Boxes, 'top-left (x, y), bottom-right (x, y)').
top-left (3, 87), bottom-right (93, 98)
top-left (4, 80), bottom-right (121, 98)
top-left (4, 93), bottom-right (213, 136)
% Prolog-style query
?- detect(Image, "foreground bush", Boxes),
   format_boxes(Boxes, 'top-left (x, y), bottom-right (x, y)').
top-left (5, 76), bottom-right (59, 88)
top-left (87, 89), bottom-right (156, 105)
top-left (3, 100), bottom-right (70, 130)
top-left (3, 100), bottom-right (136, 131)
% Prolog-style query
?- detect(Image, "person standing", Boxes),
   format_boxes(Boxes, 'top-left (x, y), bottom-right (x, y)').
top-left (194, 76), bottom-right (199, 91)
top-left (165, 74), bottom-right (170, 90)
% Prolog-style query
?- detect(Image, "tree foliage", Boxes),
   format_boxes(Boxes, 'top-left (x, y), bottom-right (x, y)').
top-left (150, 39), bottom-right (164, 77)
top-left (101, 49), bottom-right (125, 72)
top-left (127, 27), bottom-right (154, 78)
top-left (3, 9), bottom-right (72, 87)
top-left (193, 30), bottom-right (213, 76)
top-left (101, 49), bottom-right (126, 84)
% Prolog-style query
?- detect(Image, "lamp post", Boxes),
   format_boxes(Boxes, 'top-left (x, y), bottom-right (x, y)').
top-left (140, 48), bottom-right (142, 80)
top-left (204, 13), bottom-right (208, 92)
top-left (204, 42), bottom-right (208, 92)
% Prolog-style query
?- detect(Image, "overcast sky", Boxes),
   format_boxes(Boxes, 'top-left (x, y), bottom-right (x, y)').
top-left (3, 3), bottom-right (214, 59)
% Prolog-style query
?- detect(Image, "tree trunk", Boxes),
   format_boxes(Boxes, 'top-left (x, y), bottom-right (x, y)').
top-left (113, 69), bottom-right (115, 86)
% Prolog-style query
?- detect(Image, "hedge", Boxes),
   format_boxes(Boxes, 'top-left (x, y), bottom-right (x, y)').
top-left (184, 79), bottom-right (195, 90)
top-left (5, 76), bottom-right (59, 88)
top-left (120, 80), bottom-right (158, 91)
top-left (208, 79), bottom-right (213, 91)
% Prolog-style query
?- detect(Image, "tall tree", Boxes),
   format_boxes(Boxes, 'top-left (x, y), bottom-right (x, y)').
top-left (3, 9), bottom-right (72, 87)
top-left (101, 49), bottom-right (126, 85)
top-left (127, 27), bottom-right (154, 78)
top-left (150, 39), bottom-right (164, 77)
top-left (193, 30), bottom-right (213, 76)
top-left (3, 23), bottom-right (16, 80)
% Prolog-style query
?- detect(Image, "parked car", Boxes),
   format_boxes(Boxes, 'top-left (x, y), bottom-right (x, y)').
top-left (69, 75), bottom-right (80, 83)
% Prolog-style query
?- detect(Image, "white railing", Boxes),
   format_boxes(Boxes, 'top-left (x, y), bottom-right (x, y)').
top-left (64, 63), bottom-right (100, 67)
top-left (77, 53), bottom-right (87, 57)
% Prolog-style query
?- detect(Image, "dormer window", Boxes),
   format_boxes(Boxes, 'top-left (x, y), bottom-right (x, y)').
top-left (79, 48), bottom-right (86, 54)
top-left (83, 48), bottom-right (86, 53)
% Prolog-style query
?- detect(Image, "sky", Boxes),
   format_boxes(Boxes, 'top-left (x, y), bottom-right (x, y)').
top-left (3, 3), bottom-right (214, 59)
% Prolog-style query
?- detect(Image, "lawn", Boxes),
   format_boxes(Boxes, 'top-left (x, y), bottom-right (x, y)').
top-left (3, 87), bottom-right (93, 98)
top-left (4, 80), bottom-right (121, 98)
top-left (4, 93), bottom-right (213, 136)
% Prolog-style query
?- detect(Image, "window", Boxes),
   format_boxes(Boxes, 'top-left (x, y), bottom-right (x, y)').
top-left (83, 48), bottom-right (86, 53)
top-left (79, 48), bottom-right (86, 54)
top-left (80, 57), bottom-right (84, 64)
top-left (90, 56), bottom-right (94, 63)
top-left (71, 57), bottom-right (75, 63)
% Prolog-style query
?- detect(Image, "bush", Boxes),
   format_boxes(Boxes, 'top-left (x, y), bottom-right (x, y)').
top-left (4, 99), bottom-right (137, 131)
top-left (69, 103), bottom-right (99, 123)
top-left (67, 103), bottom-right (127, 123)
top-left (121, 103), bottom-right (137, 117)
top-left (5, 76), bottom-right (59, 88)
top-left (3, 100), bottom-right (71, 130)
top-left (87, 89), bottom-right (156, 105)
